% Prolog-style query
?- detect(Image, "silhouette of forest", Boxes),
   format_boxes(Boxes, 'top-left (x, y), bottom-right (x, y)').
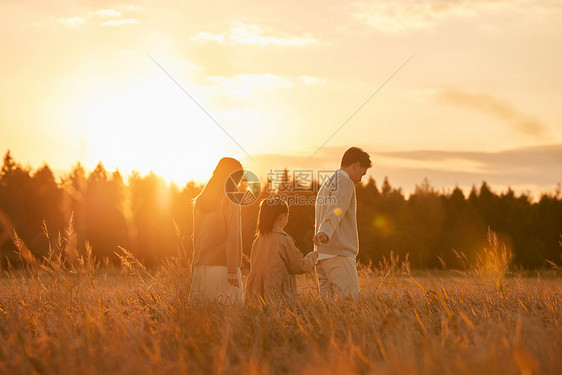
top-left (0, 151), bottom-right (560, 270)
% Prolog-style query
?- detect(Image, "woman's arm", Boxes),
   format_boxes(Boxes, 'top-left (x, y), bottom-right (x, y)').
top-left (223, 198), bottom-right (242, 276)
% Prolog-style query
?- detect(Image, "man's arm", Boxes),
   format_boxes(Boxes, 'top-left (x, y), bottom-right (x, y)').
top-left (316, 179), bottom-right (354, 241)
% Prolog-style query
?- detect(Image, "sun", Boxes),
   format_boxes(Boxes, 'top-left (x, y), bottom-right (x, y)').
top-left (76, 68), bottom-right (233, 185)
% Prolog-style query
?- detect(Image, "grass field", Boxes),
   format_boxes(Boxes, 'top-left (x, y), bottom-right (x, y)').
top-left (0, 239), bottom-right (560, 375)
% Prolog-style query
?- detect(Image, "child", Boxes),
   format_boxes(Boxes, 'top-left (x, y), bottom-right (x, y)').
top-left (245, 197), bottom-right (318, 300)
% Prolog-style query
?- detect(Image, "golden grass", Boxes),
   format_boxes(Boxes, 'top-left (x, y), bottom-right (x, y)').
top-left (0, 225), bottom-right (560, 374)
top-left (0, 261), bottom-right (560, 374)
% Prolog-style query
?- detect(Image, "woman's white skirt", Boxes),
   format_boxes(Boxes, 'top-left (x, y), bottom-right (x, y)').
top-left (189, 265), bottom-right (243, 304)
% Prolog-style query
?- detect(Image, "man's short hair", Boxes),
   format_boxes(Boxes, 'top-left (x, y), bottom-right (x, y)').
top-left (341, 147), bottom-right (372, 168)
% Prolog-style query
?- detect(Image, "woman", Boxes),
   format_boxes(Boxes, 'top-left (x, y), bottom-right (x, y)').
top-left (189, 157), bottom-right (244, 303)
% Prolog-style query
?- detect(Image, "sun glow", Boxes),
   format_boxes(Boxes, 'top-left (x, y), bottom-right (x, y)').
top-left (75, 68), bottom-right (233, 185)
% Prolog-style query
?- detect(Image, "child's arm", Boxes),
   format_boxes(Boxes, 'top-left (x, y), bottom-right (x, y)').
top-left (280, 237), bottom-right (318, 274)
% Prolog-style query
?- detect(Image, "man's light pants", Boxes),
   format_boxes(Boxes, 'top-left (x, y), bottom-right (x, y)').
top-left (316, 255), bottom-right (359, 299)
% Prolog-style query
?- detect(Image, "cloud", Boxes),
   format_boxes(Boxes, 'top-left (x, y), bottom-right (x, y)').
top-left (299, 76), bottom-right (327, 86)
top-left (247, 144), bottom-right (562, 196)
top-left (204, 74), bottom-right (325, 96)
top-left (88, 9), bottom-right (122, 18)
top-left (100, 19), bottom-right (138, 27)
top-left (354, 0), bottom-right (501, 32)
top-left (59, 17), bottom-right (85, 28)
top-left (191, 22), bottom-right (318, 47)
top-left (122, 5), bottom-right (141, 12)
top-left (191, 32), bottom-right (226, 44)
top-left (434, 88), bottom-right (549, 137)
top-left (378, 144), bottom-right (561, 170)
top-left (209, 73), bottom-right (293, 88)
top-left (355, 1), bottom-right (562, 33)
top-left (354, 1), bottom-right (472, 32)
top-left (59, 8), bottom-right (137, 28)
top-left (375, 144), bottom-right (562, 187)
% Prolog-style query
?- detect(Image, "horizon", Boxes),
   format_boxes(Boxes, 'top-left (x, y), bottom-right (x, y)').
top-left (4, 147), bottom-right (559, 201)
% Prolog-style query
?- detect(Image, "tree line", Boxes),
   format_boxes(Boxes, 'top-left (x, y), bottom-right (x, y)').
top-left (0, 151), bottom-right (560, 270)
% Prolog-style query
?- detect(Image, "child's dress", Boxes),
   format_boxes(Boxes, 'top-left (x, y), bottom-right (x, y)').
top-left (245, 226), bottom-right (318, 299)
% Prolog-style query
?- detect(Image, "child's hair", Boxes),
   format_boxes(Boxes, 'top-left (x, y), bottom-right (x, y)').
top-left (257, 196), bottom-right (289, 235)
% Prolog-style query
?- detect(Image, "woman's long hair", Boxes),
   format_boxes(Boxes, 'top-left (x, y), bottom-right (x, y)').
top-left (195, 157), bottom-right (243, 212)
top-left (257, 196), bottom-right (288, 235)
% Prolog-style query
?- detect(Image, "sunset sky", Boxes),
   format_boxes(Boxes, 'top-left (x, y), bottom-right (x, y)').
top-left (1, 0), bottom-right (561, 195)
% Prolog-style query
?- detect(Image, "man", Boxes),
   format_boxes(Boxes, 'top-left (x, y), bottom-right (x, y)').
top-left (313, 147), bottom-right (372, 299)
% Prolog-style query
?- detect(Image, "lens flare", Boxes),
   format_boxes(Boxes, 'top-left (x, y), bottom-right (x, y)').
top-left (372, 214), bottom-right (395, 237)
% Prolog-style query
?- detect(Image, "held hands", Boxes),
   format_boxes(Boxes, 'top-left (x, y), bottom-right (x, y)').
top-left (307, 250), bottom-right (319, 263)
top-left (227, 273), bottom-right (239, 288)
top-left (313, 232), bottom-right (329, 246)
top-left (304, 250), bottom-right (319, 268)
